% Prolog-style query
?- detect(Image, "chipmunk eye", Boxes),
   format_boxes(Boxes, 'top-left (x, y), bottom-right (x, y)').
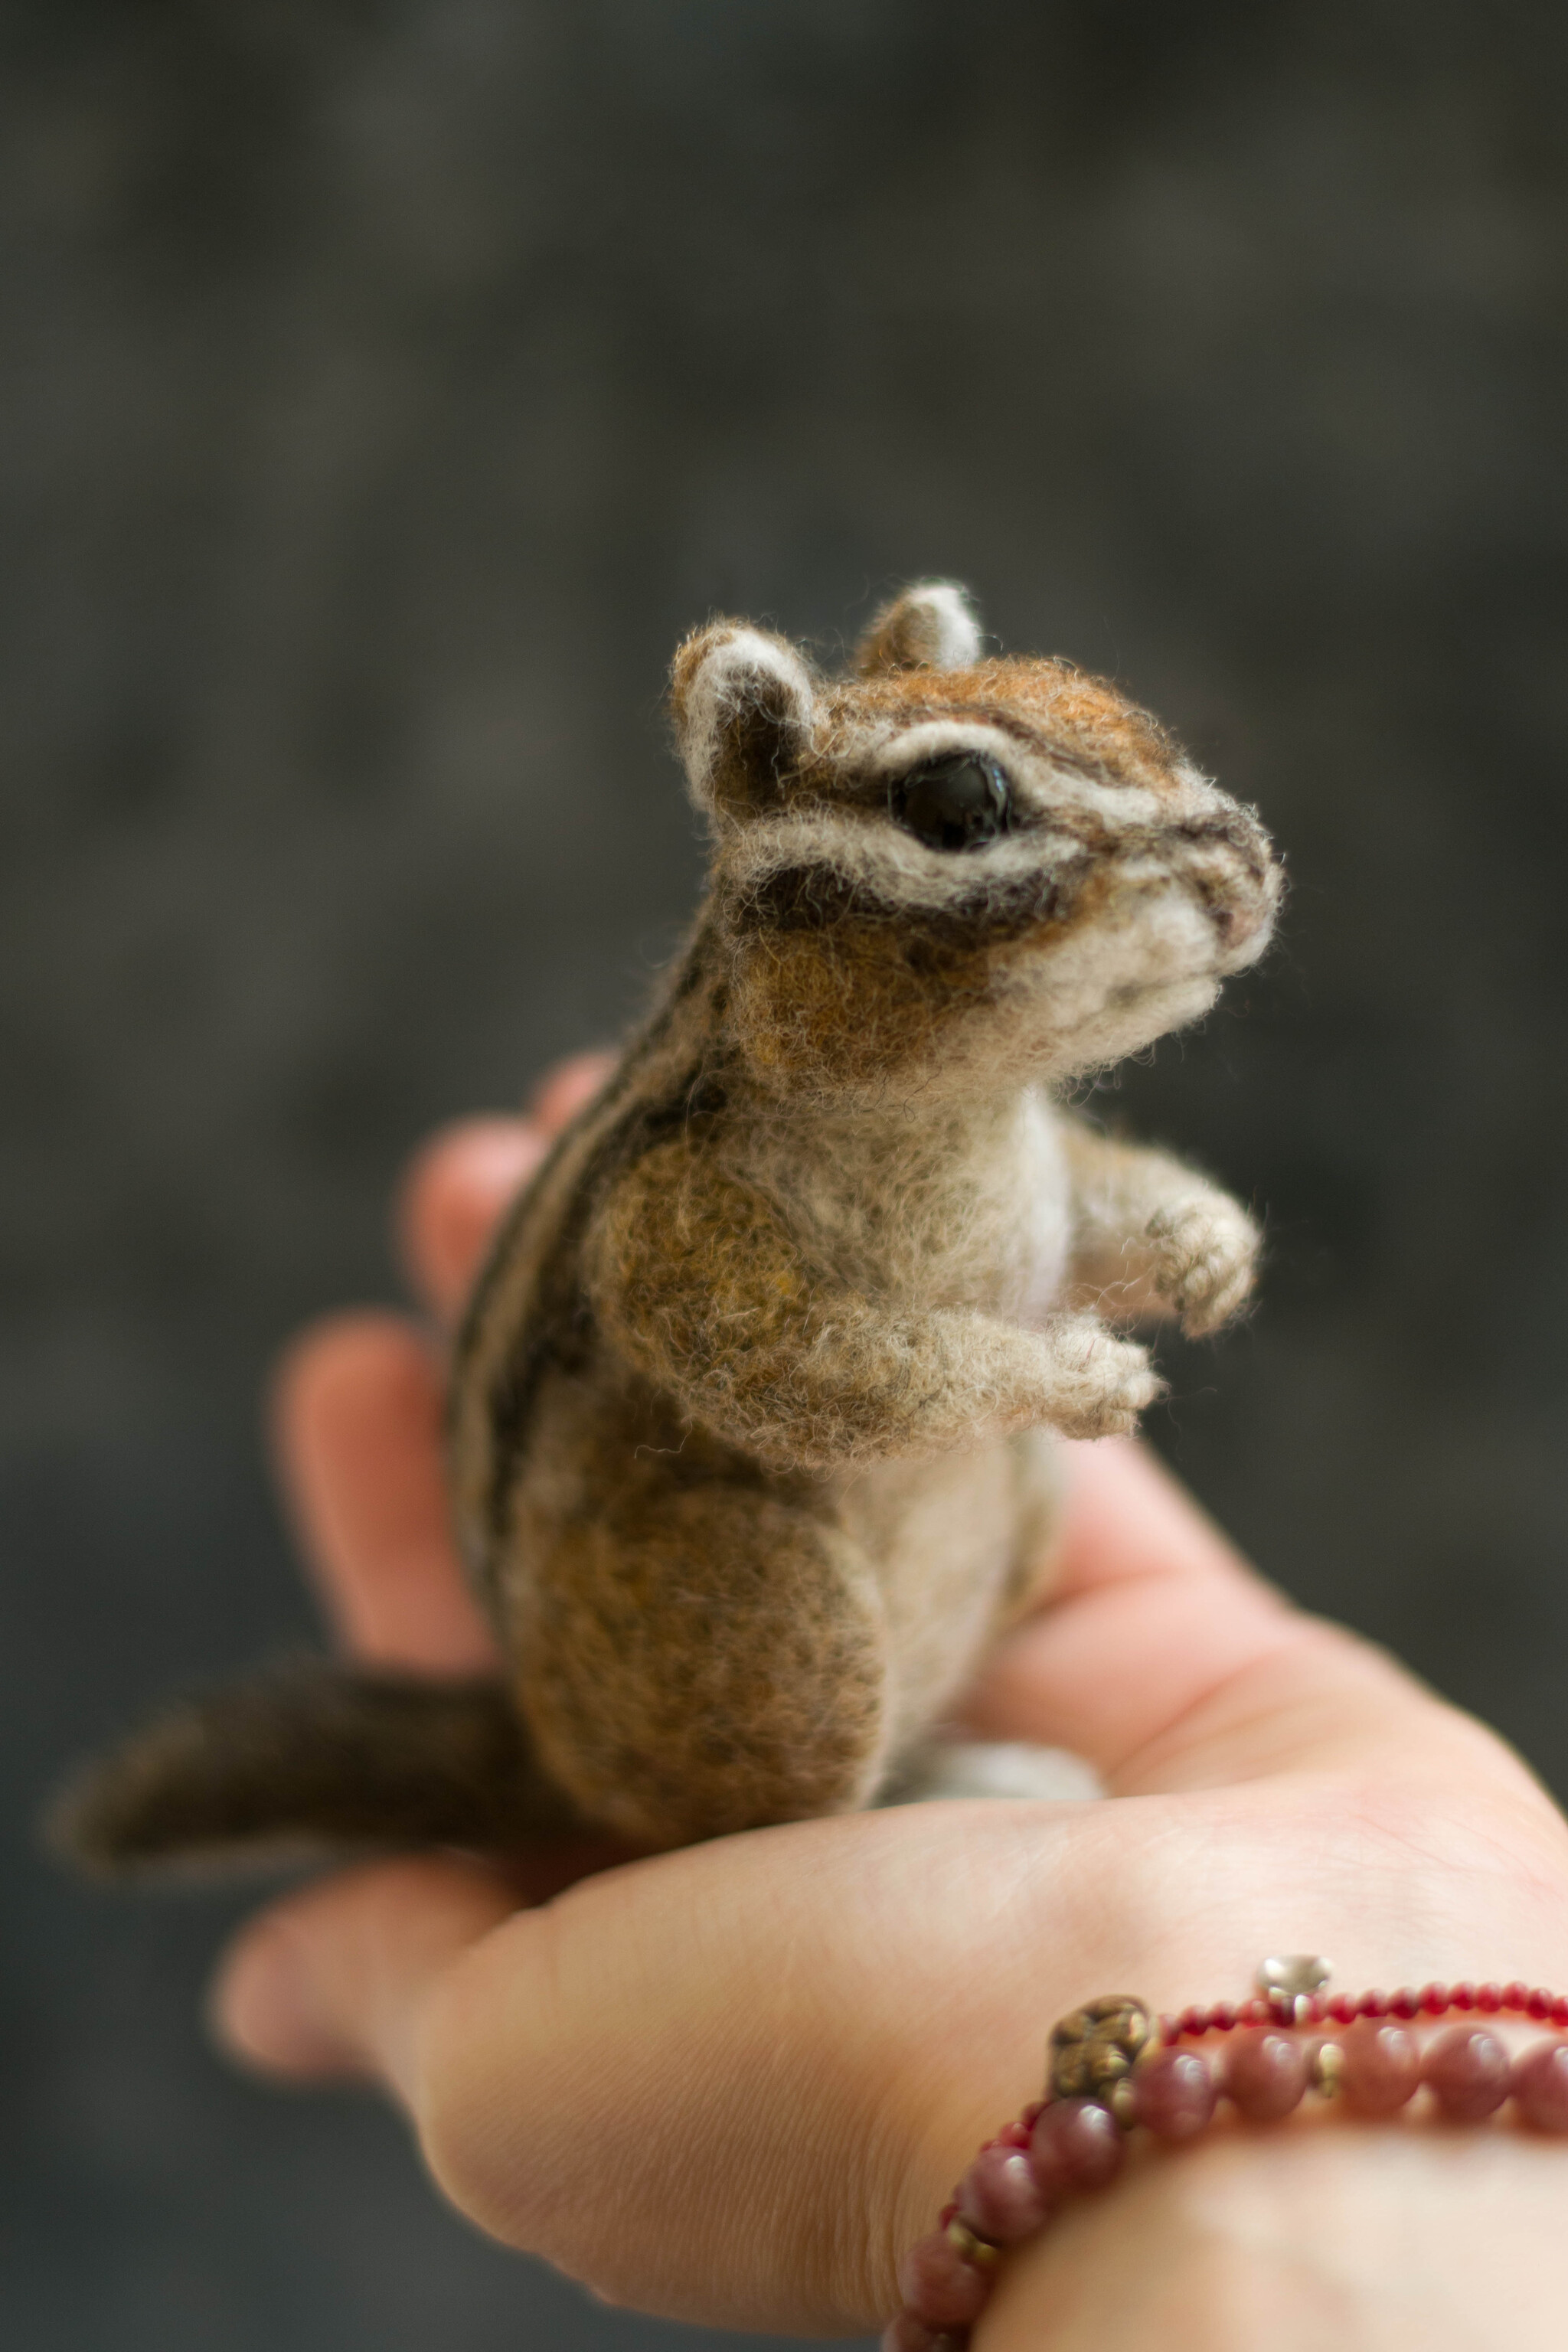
top-left (890, 753), bottom-right (1010, 851)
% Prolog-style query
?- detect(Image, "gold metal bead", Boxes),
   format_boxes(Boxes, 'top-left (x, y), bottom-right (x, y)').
top-left (1309, 2039), bottom-right (1344, 2099)
top-left (946, 2218), bottom-right (1002, 2269)
top-left (1047, 1995), bottom-right (1154, 2102)
top-left (1109, 2077), bottom-right (1138, 2128)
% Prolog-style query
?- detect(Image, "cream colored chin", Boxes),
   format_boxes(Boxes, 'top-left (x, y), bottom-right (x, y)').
top-left (1043, 970), bottom-right (1223, 1082)
top-left (998, 887), bottom-right (1230, 1083)
top-left (887, 967), bottom-right (1222, 1110)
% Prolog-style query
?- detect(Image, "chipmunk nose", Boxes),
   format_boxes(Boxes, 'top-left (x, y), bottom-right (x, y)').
top-left (1171, 811), bottom-right (1281, 965)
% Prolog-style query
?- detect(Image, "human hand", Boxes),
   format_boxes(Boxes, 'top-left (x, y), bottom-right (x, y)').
top-left (213, 1061), bottom-right (1568, 2344)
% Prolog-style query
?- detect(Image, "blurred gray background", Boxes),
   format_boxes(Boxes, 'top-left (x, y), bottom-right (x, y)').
top-left (4, 2), bottom-right (1566, 2345)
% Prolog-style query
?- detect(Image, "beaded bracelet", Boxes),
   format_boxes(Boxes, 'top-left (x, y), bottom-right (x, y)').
top-left (884, 1956), bottom-right (1568, 2351)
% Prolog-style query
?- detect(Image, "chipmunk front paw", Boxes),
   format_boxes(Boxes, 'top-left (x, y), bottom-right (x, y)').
top-left (1037, 1315), bottom-right (1162, 1439)
top-left (1145, 1197), bottom-right (1259, 1338)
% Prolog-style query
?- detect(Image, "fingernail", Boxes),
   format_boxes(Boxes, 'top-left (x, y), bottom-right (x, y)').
top-left (531, 1053), bottom-right (613, 1135)
top-left (459, 1125), bottom-right (547, 1185)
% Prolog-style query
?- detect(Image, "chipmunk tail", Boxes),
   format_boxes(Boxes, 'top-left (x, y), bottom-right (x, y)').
top-left (48, 1659), bottom-right (584, 1877)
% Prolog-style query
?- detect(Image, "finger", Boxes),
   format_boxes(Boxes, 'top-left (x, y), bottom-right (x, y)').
top-left (397, 1120), bottom-right (547, 1326)
top-left (270, 1313), bottom-right (497, 1671)
top-left (528, 1049), bottom-right (615, 1134)
top-left (397, 1054), bottom-right (616, 1324)
top-left (213, 1857), bottom-right (517, 2089)
top-left (965, 1439), bottom-right (1440, 1794)
top-left (214, 1833), bottom-right (633, 2086)
top-left (1051, 1435), bottom-right (1266, 1603)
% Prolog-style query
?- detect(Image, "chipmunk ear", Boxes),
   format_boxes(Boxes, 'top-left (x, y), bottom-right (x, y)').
top-left (670, 622), bottom-right (818, 822)
top-left (853, 581), bottom-right (983, 677)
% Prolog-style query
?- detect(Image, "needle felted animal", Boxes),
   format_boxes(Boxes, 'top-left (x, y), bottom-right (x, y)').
top-left (57, 584), bottom-right (1281, 1872)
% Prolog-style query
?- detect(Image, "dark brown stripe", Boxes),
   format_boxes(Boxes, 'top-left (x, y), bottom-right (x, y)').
top-left (739, 859), bottom-right (1069, 950)
top-left (449, 924), bottom-right (713, 1406)
top-left (466, 933), bottom-right (731, 1560)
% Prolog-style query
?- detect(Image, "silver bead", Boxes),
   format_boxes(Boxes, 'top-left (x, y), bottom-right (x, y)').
top-left (1256, 1954), bottom-right (1332, 1999)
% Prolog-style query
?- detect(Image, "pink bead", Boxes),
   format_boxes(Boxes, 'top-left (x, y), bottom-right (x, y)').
top-left (1222, 2030), bottom-right (1309, 2122)
top-left (995, 2121), bottom-right (1032, 2151)
top-left (1476, 1982), bottom-right (1503, 2012)
top-left (1423, 2026), bottom-right (1512, 2120)
top-left (1390, 1987), bottom-right (1420, 2019)
top-left (956, 2145), bottom-right (1052, 2244)
top-left (1552, 1998), bottom-right (1568, 2030)
top-left (1502, 1981), bottom-right (1530, 2011)
top-left (1449, 1981), bottom-right (1476, 2011)
top-left (896, 2232), bottom-right (991, 2330)
top-left (1239, 1998), bottom-right (1272, 2028)
top-left (1178, 2004), bottom-right (1207, 2037)
top-left (1357, 1989), bottom-right (1389, 2018)
top-left (882, 2315), bottom-right (967, 2352)
top-left (1131, 2048), bottom-right (1217, 2139)
top-left (1338, 2020), bottom-right (1420, 2115)
top-left (1527, 1989), bottom-right (1551, 2020)
top-left (1029, 2098), bottom-right (1125, 2196)
top-left (1327, 1993), bottom-right (1358, 2024)
top-left (1419, 1982), bottom-right (1449, 2016)
top-left (1210, 2001), bottom-right (1238, 2033)
top-left (1513, 2041), bottom-right (1568, 2132)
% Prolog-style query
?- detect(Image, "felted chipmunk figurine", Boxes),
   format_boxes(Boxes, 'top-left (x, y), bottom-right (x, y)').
top-left (58, 584), bottom-right (1280, 1870)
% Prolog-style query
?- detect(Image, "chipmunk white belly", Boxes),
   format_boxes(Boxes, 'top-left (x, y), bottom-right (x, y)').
top-left (765, 1086), bottom-right (1074, 1745)
top-left (1013, 1087), bottom-right (1074, 1326)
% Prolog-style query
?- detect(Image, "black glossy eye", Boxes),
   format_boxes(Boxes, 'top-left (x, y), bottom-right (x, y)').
top-left (890, 753), bottom-right (1010, 852)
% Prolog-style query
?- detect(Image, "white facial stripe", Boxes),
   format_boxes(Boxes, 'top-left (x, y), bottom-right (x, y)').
top-left (870, 718), bottom-right (1018, 776)
top-left (871, 720), bottom-right (1173, 831)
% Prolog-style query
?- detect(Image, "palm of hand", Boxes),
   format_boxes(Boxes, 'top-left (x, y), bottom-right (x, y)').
top-left (216, 1060), bottom-right (1568, 2341)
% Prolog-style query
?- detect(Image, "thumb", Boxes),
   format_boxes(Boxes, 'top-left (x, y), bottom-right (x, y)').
top-left (967, 1441), bottom-right (1480, 1794)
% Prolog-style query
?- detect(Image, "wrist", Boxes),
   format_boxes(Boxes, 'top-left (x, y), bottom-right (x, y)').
top-left (976, 2121), bottom-right (1568, 2350)
top-left (884, 1945), bottom-right (1568, 2347)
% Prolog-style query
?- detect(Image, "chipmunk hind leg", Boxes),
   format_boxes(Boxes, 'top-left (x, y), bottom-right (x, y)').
top-left (51, 1661), bottom-right (583, 1877)
top-left (514, 1481), bottom-right (891, 1848)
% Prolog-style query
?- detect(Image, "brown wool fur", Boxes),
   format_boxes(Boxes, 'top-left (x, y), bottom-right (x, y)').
top-left (56, 584), bottom-right (1281, 1871)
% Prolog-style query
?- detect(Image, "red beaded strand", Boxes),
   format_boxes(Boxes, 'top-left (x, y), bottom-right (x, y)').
top-left (883, 1977), bottom-right (1568, 2351)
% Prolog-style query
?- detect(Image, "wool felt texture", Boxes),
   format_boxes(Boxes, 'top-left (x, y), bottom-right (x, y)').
top-left (57, 584), bottom-right (1282, 1870)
